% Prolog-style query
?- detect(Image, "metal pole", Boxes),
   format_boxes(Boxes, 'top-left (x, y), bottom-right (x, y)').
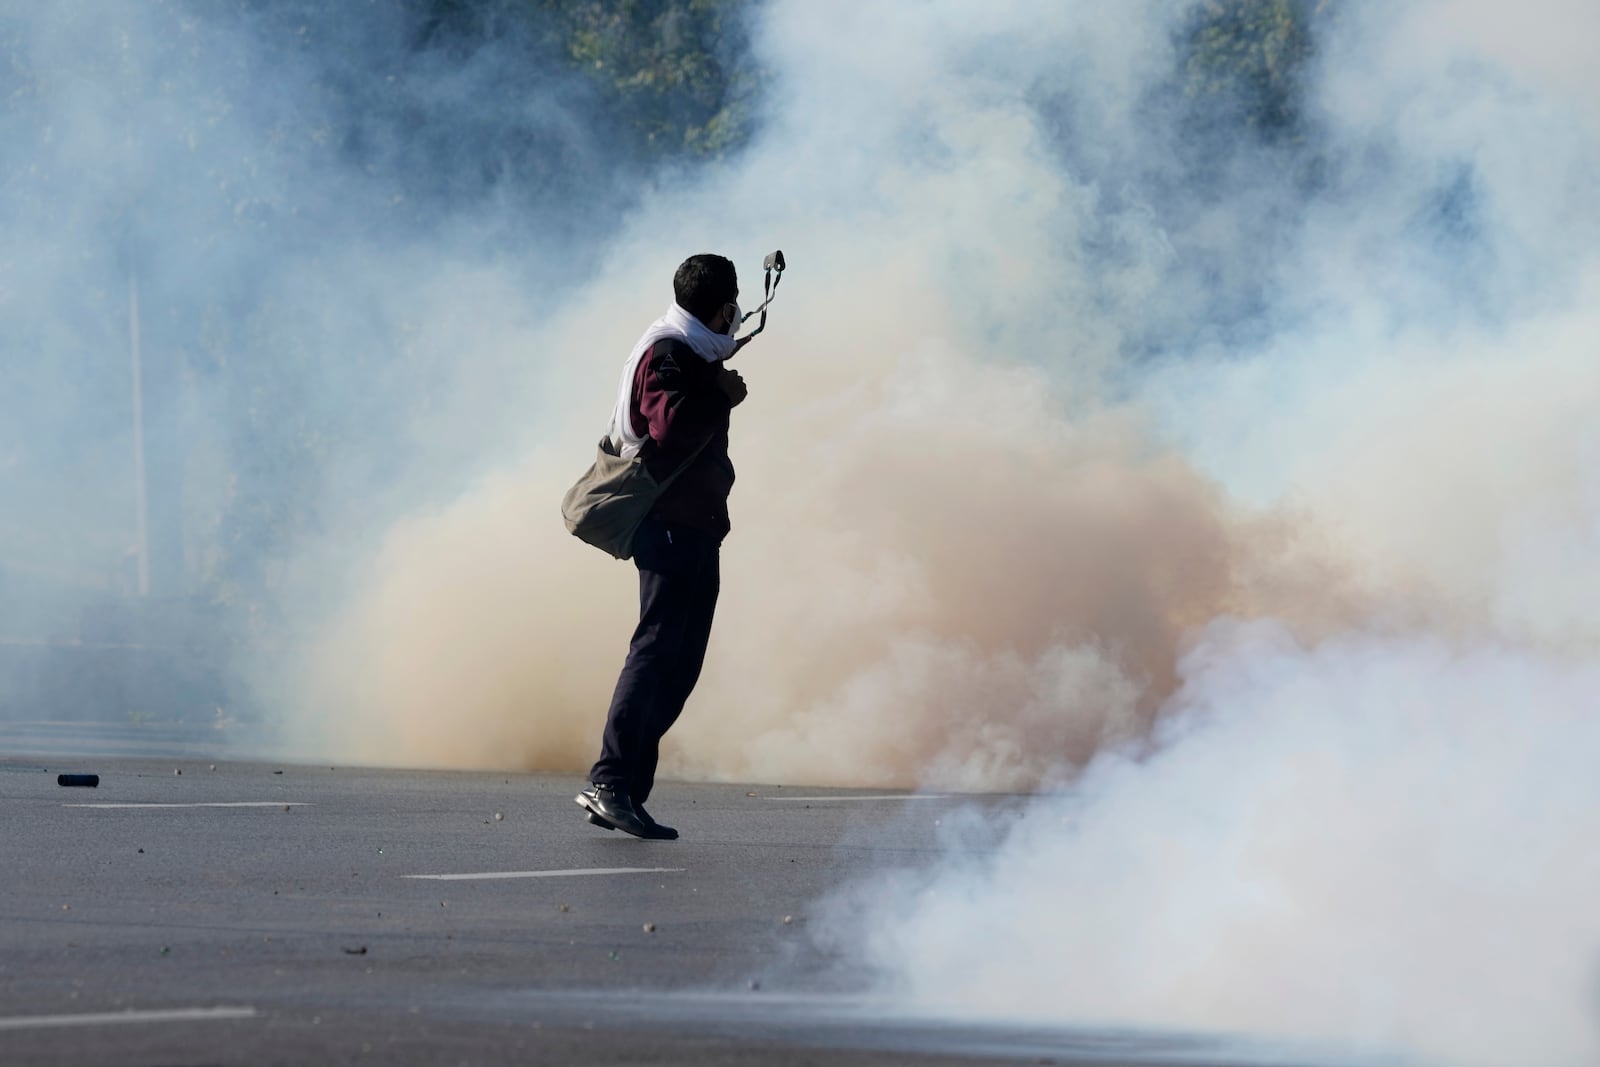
top-left (129, 273), bottom-right (149, 597)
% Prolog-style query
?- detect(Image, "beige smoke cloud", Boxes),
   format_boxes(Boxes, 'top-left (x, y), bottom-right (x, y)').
top-left (290, 254), bottom-right (1376, 787)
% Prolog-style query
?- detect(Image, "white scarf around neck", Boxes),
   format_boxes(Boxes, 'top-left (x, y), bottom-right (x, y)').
top-left (609, 302), bottom-right (735, 458)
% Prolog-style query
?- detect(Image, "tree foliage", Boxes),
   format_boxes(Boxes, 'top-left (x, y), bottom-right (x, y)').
top-left (1181, 0), bottom-right (1334, 140)
top-left (416, 0), bottom-right (758, 163)
top-left (537, 0), bottom-right (755, 157)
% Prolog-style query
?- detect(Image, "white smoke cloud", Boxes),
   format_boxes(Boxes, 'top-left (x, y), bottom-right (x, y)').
top-left (835, 621), bottom-right (1600, 1067)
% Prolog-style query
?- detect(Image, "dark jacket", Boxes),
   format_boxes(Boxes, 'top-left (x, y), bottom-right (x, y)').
top-left (629, 338), bottom-right (738, 540)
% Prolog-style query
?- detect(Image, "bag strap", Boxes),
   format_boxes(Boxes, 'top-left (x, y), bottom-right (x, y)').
top-left (656, 432), bottom-right (714, 490)
top-left (602, 425), bottom-right (712, 490)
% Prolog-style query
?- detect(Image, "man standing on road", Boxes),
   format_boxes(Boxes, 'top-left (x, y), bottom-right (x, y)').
top-left (576, 254), bottom-right (748, 841)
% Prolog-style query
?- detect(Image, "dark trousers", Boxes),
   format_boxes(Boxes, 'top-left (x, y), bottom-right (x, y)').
top-left (589, 519), bottom-right (720, 805)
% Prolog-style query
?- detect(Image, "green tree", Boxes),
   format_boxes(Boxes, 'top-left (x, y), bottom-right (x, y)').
top-left (529, 0), bottom-right (757, 158)
top-left (1182, 0), bottom-right (1335, 139)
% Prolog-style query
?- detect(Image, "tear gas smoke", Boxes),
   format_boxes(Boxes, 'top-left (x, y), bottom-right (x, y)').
top-left (779, 3), bottom-right (1593, 1066)
top-left (7, 0), bottom-right (1598, 1063)
top-left (291, 0), bottom-right (1600, 794)
top-left (822, 621), bottom-right (1600, 1067)
top-left (291, 0), bottom-right (1385, 784)
top-left (294, 1), bottom-right (1600, 1063)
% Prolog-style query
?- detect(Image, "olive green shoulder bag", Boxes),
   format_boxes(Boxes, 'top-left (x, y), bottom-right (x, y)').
top-left (560, 435), bottom-right (710, 560)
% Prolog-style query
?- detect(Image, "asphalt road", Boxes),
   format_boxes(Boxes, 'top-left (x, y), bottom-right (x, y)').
top-left (0, 754), bottom-right (1349, 1067)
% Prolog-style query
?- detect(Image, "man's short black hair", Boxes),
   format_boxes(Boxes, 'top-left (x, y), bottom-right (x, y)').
top-left (674, 254), bottom-right (739, 325)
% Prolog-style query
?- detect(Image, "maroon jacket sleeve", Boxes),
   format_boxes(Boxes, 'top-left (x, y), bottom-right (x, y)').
top-left (631, 338), bottom-right (735, 481)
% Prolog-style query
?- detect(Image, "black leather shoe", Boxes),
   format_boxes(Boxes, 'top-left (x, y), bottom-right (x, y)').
top-left (575, 784), bottom-right (650, 838)
top-left (634, 803), bottom-right (678, 841)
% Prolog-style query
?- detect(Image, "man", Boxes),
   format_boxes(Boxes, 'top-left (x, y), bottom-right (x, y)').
top-left (576, 254), bottom-right (748, 840)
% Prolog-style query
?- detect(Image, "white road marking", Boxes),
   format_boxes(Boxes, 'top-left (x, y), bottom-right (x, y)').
top-left (64, 802), bottom-right (312, 809)
top-left (0, 1006), bottom-right (258, 1031)
top-left (404, 867), bottom-right (685, 881)
top-left (761, 794), bottom-right (954, 802)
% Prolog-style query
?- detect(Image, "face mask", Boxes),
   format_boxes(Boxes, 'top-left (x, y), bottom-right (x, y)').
top-left (725, 301), bottom-right (742, 337)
